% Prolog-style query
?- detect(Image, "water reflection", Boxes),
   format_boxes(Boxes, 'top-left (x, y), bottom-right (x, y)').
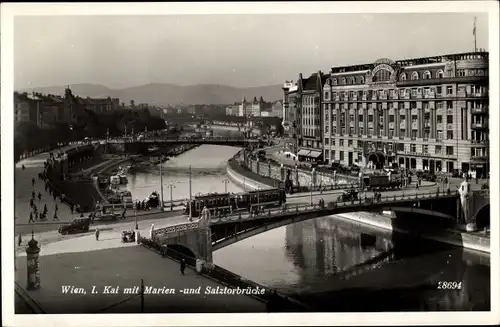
top-left (214, 215), bottom-right (490, 311)
top-left (122, 144), bottom-right (244, 201)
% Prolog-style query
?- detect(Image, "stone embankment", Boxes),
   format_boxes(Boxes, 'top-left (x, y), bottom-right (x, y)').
top-left (227, 151), bottom-right (490, 254)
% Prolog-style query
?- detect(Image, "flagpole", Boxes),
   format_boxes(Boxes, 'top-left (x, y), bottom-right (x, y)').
top-left (473, 16), bottom-right (477, 52)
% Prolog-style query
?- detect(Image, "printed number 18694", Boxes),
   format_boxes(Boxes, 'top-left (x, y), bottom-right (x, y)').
top-left (437, 281), bottom-right (462, 289)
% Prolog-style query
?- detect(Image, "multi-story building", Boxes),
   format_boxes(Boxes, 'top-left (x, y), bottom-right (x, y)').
top-left (295, 71), bottom-right (328, 161)
top-left (225, 104), bottom-right (240, 116)
top-left (282, 81), bottom-right (299, 153)
top-left (322, 51), bottom-right (489, 177)
top-left (14, 93), bottom-right (34, 123)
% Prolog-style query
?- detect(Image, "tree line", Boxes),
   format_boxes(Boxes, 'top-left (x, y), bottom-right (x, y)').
top-left (15, 108), bottom-right (166, 160)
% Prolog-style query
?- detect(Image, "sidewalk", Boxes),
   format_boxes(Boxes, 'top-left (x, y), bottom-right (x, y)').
top-left (15, 220), bottom-right (265, 313)
top-left (15, 212), bottom-right (189, 254)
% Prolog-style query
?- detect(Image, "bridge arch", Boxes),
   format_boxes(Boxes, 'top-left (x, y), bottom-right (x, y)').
top-left (474, 204), bottom-right (490, 229)
top-left (469, 191), bottom-right (490, 227)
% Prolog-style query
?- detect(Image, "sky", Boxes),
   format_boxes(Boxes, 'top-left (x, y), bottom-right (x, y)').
top-left (14, 12), bottom-right (489, 90)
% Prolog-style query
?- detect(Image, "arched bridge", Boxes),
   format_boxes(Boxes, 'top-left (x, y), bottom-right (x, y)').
top-left (150, 189), bottom-right (489, 264)
top-left (106, 136), bottom-right (262, 147)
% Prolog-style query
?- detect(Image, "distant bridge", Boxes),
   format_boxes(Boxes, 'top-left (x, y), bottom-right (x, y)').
top-left (105, 136), bottom-right (262, 147)
top-left (150, 188), bottom-right (490, 264)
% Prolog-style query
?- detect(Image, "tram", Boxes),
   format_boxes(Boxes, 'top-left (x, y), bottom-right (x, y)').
top-left (184, 188), bottom-right (286, 217)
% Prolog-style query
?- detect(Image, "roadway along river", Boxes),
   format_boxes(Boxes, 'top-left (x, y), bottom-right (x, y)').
top-left (123, 144), bottom-right (490, 312)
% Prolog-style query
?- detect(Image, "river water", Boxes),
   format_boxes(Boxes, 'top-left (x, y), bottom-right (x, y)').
top-left (123, 142), bottom-right (490, 311)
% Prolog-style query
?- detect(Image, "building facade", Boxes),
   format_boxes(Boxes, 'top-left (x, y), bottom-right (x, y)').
top-left (296, 71), bottom-right (328, 161)
top-left (225, 104), bottom-right (240, 116)
top-left (282, 81), bottom-right (299, 153)
top-left (271, 100), bottom-right (283, 118)
top-left (322, 51), bottom-right (489, 176)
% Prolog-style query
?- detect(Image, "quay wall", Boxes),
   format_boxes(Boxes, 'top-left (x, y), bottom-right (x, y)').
top-left (228, 154), bottom-right (490, 254)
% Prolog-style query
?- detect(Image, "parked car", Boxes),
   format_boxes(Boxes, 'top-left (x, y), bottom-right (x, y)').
top-left (58, 218), bottom-right (90, 235)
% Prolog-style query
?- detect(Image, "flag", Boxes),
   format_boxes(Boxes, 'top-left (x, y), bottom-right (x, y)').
top-left (473, 17), bottom-right (476, 36)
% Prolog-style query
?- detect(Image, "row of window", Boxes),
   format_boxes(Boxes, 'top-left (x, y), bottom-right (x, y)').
top-left (324, 85), bottom-right (487, 100)
top-left (323, 125), bottom-right (455, 139)
top-left (324, 100), bottom-right (457, 113)
top-left (329, 68), bottom-right (487, 86)
top-left (325, 113), bottom-right (454, 124)
top-left (325, 145), bottom-right (455, 157)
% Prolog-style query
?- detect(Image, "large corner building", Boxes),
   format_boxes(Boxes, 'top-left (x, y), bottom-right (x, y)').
top-left (283, 51), bottom-right (489, 177)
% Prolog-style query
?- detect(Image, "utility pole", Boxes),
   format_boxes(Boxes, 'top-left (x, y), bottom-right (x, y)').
top-left (168, 182), bottom-right (176, 211)
top-left (134, 202), bottom-right (138, 230)
top-left (310, 182), bottom-right (314, 205)
top-left (188, 165), bottom-right (192, 221)
top-left (222, 179), bottom-right (230, 193)
top-left (159, 157), bottom-right (164, 211)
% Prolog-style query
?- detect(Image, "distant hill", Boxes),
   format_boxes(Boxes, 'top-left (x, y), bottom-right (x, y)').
top-left (17, 83), bottom-right (284, 106)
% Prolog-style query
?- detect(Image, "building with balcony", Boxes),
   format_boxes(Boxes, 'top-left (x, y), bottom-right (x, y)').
top-left (322, 51), bottom-right (489, 177)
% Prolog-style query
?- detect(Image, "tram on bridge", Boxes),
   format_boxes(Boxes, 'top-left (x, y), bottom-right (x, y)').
top-left (184, 188), bottom-right (287, 217)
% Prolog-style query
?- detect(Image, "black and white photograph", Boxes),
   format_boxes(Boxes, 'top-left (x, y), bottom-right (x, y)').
top-left (1, 2), bottom-right (499, 326)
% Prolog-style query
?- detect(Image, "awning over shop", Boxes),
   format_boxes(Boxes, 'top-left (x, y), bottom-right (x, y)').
top-left (297, 149), bottom-right (311, 156)
top-left (309, 151), bottom-right (323, 158)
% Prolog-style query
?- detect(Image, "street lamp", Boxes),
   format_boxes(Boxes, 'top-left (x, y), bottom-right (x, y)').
top-left (134, 202), bottom-right (138, 230)
top-left (159, 156), bottom-right (164, 211)
top-left (222, 179), bottom-right (230, 193)
top-left (310, 182), bottom-right (314, 205)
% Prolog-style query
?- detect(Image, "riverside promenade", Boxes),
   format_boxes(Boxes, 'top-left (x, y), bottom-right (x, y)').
top-left (12, 145), bottom-right (265, 314)
top-left (14, 218), bottom-right (265, 313)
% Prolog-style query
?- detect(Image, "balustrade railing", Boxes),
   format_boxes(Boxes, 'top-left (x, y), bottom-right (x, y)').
top-left (206, 190), bottom-right (458, 225)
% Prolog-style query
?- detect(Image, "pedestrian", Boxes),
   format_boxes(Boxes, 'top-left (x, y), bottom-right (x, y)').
top-left (35, 211), bottom-right (39, 220)
top-left (43, 204), bottom-right (48, 214)
top-left (29, 212), bottom-right (34, 223)
top-left (53, 211), bottom-right (59, 221)
top-left (32, 177), bottom-right (35, 187)
top-left (32, 191), bottom-right (36, 199)
top-left (30, 198), bottom-right (34, 208)
top-left (38, 192), bottom-right (42, 202)
top-left (22, 164), bottom-right (25, 170)
top-left (149, 224), bottom-right (155, 239)
top-left (95, 228), bottom-right (100, 241)
top-left (18, 233), bottom-right (22, 246)
top-left (55, 203), bottom-right (59, 212)
top-left (53, 193), bottom-right (57, 201)
top-left (180, 258), bottom-right (186, 275)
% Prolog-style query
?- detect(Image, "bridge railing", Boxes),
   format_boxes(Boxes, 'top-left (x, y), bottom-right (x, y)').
top-left (138, 236), bottom-right (311, 311)
top-left (208, 189), bottom-right (459, 225)
top-left (107, 136), bottom-right (260, 143)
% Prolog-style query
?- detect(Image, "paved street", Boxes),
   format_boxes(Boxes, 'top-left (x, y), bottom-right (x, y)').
top-left (15, 240), bottom-right (265, 313)
top-left (15, 145), bottom-right (83, 228)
